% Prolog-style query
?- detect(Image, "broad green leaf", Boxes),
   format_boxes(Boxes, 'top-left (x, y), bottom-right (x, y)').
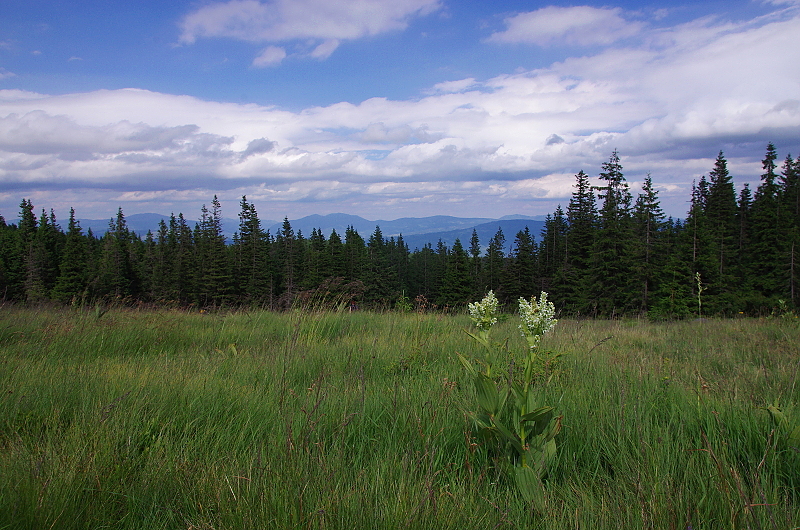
top-left (497, 386), bottom-right (510, 417)
top-left (456, 353), bottom-right (477, 377)
top-left (515, 465), bottom-right (545, 511)
top-left (475, 373), bottom-right (499, 415)
top-left (543, 438), bottom-right (557, 461)
top-left (521, 407), bottom-right (555, 437)
top-left (526, 391), bottom-right (540, 415)
top-left (544, 415), bottom-right (562, 441)
top-left (475, 413), bottom-right (493, 430)
top-left (520, 406), bottom-right (554, 423)
top-left (511, 382), bottom-right (526, 403)
top-left (491, 416), bottom-right (525, 455)
top-left (789, 424), bottom-right (800, 448)
top-left (464, 330), bottom-right (490, 350)
top-left (767, 404), bottom-right (790, 431)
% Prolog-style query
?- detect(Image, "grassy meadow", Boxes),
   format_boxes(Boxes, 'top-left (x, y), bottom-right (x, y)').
top-left (1, 306), bottom-right (799, 529)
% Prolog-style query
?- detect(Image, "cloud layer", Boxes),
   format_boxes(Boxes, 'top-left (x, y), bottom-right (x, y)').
top-left (179, 0), bottom-right (441, 64)
top-left (2, 4), bottom-right (799, 220)
top-left (487, 6), bottom-right (644, 46)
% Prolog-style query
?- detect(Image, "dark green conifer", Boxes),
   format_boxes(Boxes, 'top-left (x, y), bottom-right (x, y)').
top-left (589, 150), bottom-right (635, 316)
top-left (51, 208), bottom-right (88, 304)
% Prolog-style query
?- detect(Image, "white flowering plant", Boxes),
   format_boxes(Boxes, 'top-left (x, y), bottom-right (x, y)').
top-left (463, 291), bottom-right (502, 376)
top-left (457, 291), bottom-right (561, 511)
top-left (468, 290), bottom-right (499, 337)
top-left (518, 292), bottom-right (557, 350)
top-left (518, 292), bottom-right (562, 383)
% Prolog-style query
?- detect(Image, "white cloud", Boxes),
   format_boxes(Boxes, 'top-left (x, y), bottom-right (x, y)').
top-left (487, 6), bottom-right (644, 47)
top-left (0, 111), bottom-right (234, 156)
top-left (252, 45), bottom-right (286, 67)
top-left (242, 137), bottom-right (277, 158)
top-left (0, 68), bottom-right (15, 80)
top-left (2, 6), bottom-right (800, 219)
top-left (427, 78), bottom-right (478, 94)
top-left (179, 0), bottom-right (441, 61)
top-left (310, 39), bottom-right (340, 60)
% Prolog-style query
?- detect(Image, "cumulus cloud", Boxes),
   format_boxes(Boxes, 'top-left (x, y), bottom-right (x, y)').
top-left (0, 111), bottom-right (233, 157)
top-left (179, 0), bottom-right (440, 61)
top-left (242, 137), bottom-right (277, 157)
top-left (426, 78), bottom-right (478, 94)
top-left (310, 39), bottom-right (340, 59)
top-left (252, 45), bottom-right (286, 67)
top-left (359, 122), bottom-right (441, 144)
top-left (2, 6), bottom-right (800, 219)
top-left (487, 6), bottom-right (644, 47)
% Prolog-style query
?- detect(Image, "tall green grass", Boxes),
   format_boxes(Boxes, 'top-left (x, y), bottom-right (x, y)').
top-left (1, 307), bottom-right (799, 529)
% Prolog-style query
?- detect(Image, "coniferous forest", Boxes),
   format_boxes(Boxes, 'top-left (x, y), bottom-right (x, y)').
top-left (1, 144), bottom-right (798, 317)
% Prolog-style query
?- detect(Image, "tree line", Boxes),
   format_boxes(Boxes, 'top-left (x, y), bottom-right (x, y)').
top-left (1, 144), bottom-right (798, 317)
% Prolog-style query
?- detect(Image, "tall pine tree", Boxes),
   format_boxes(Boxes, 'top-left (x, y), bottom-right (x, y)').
top-left (589, 150), bottom-right (635, 315)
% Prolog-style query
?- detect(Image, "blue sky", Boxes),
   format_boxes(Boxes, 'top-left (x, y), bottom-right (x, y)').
top-left (1, 0), bottom-right (799, 223)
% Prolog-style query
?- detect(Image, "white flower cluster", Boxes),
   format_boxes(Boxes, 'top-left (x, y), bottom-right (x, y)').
top-left (468, 290), bottom-right (499, 332)
top-left (518, 292), bottom-right (557, 349)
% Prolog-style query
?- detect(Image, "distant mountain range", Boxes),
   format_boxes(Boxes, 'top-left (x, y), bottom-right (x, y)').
top-left (68, 212), bottom-right (548, 252)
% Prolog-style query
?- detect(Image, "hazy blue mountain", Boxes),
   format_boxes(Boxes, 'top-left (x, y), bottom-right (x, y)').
top-left (499, 214), bottom-right (549, 221)
top-left (266, 213), bottom-right (496, 238)
top-left (39, 212), bottom-right (542, 248)
top-left (402, 219), bottom-right (546, 253)
top-left (266, 213), bottom-right (374, 237)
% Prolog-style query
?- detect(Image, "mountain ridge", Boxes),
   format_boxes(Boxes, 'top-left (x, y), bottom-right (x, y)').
top-left (44, 212), bottom-right (547, 251)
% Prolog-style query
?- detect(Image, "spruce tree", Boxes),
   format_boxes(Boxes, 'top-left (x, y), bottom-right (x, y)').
top-left (19, 203), bottom-right (44, 302)
top-left (51, 208), bottom-right (88, 304)
top-left (704, 152), bottom-right (738, 312)
top-left (407, 243), bottom-right (437, 302)
top-left (327, 229), bottom-right (346, 279)
top-left (504, 227), bottom-right (536, 301)
top-left (563, 171), bottom-right (597, 313)
top-left (25, 209), bottom-right (61, 302)
top-left (302, 228), bottom-right (328, 290)
top-left (483, 228), bottom-right (505, 296)
top-left (438, 238), bottom-right (472, 307)
top-left (166, 213), bottom-right (195, 304)
top-left (684, 180), bottom-right (715, 314)
top-left (649, 218), bottom-right (694, 319)
top-left (537, 207), bottom-right (568, 295)
top-left (589, 150), bottom-right (635, 315)
top-left (632, 174), bottom-right (666, 313)
top-left (343, 225), bottom-right (366, 283)
top-left (145, 220), bottom-right (171, 302)
top-left (734, 183), bottom-right (753, 292)
top-left (275, 217), bottom-right (297, 300)
top-left (363, 226), bottom-right (396, 306)
top-left (0, 202), bottom-right (32, 301)
top-left (749, 143), bottom-right (783, 309)
top-left (194, 197), bottom-right (230, 307)
top-left (432, 239), bottom-right (449, 304)
top-left (468, 228), bottom-right (482, 296)
top-left (94, 208), bottom-right (137, 299)
top-left (779, 155), bottom-right (800, 307)
top-left (390, 234), bottom-right (410, 296)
